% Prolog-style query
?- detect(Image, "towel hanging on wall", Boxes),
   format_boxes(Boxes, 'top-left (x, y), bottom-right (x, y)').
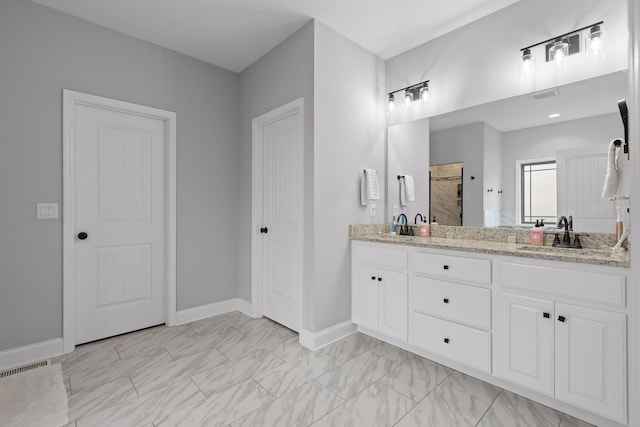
top-left (361, 169), bottom-right (380, 205)
top-left (399, 175), bottom-right (415, 206)
top-left (602, 138), bottom-right (631, 200)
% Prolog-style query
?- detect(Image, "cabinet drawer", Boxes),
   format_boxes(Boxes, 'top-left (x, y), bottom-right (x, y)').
top-left (410, 312), bottom-right (491, 372)
top-left (499, 262), bottom-right (626, 307)
top-left (410, 276), bottom-right (491, 330)
top-left (353, 243), bottom-right (407, 270)
top-left (411, 251), bottom-right (491, 285)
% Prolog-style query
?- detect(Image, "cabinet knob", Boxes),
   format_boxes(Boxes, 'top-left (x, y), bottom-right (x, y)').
top-left (443, 265), bottom-right (449, 270)
top-left (543, 312), bottom-right (550, 319)
top-left (371, 276), bottom-right (376, 280)
top-left (558, 315), bottom-right (566, 323)
top-left (443, 298), bottom-right (449, 304)
top-left (444, 338), bottom-right (450, 344)
top-left (378, 277), bottom-right (382, 282)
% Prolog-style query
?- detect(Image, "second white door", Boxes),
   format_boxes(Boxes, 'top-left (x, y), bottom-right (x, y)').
top-left (260, 110), bottom-right (302, 331)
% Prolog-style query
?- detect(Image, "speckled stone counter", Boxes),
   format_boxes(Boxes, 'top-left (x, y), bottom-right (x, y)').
top-left (349, 224), bottom-right (630, 268)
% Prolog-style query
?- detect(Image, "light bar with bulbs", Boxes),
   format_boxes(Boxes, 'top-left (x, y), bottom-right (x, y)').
top-left (388, 80), bottom-right (429, 111)
top-left (520, 21), bottom-right (604, 78)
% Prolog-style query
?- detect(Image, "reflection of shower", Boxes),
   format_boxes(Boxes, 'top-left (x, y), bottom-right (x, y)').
top-left (429, 162), bottom-right (463, 226)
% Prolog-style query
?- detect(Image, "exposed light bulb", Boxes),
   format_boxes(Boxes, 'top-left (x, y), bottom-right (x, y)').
top-left (549, 38), bottom-right (569, 71)
top-left (521, 48), bottom-right (534, 80)
top-left (388, 93), bottom-right (395, 112)
top-left (405, 90), bottom-right (413, 106)
top-left (587, 24), bottom-right (605, 61)
top-left (420, 85), bottom-right (429, 102)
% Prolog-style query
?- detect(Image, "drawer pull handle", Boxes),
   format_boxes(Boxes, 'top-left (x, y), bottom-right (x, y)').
top-left (444, 338), bottom-right (450, 344)
top-left (443, 298), bottom-right (449, 304)
top-left (371, 276), bottom-right (376, 281)
top-left (558, 315), bottom-right (566, 323)
top-left (378, 277), bottom-right (382, 282)
top-left (543, 312), bottom-right (550, 318)
top-left (443, 265), bottom-right (450, 270)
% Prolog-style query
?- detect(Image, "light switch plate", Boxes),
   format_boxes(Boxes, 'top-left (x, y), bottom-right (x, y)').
top-left (37, 203), bottom-right (58, 219)
top-left (369, 203), bottom-right (376, 217)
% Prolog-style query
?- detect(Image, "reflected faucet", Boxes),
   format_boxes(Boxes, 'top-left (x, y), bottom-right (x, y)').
top-left (398, 214), bottom-right (409, 235)
top-left (557, 216), bottom-right (571, 244)
top-left (414, 213), bottom-right (424, 224)
top-left (554, 215), bottom-right (581, 248)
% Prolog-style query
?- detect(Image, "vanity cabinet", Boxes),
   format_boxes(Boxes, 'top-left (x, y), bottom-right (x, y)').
top-left (495, 262), bottom-right (627, 424)
top-left (352, 243), bottom-right (408, 341)
top-left (409, 251), bottom-right (492, 372)
top-left (350, 240), bottom-right (629, 425)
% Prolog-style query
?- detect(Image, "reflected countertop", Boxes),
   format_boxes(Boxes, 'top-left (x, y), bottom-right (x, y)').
top-left (350, 231), bottom-right (630, 268)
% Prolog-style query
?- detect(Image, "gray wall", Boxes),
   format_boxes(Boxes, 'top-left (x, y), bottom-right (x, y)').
top-left (430, 123), bottom-right (485, 227)
top-left (313, 22), bottom-right (386, 331)
top-left (0, 0), bottom-right (240, 350)
top-left (237, 21), bottom-right (315, 313)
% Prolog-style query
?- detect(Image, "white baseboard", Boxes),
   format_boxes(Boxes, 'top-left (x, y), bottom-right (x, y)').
top-left (176, 298), bottom-right (254, 325)
top-left (236, 299), bottom-right (256, 318)
top-left (299, 320), bottom-right (357, 351)
top-left (0, 338), bottom-right (64, 371)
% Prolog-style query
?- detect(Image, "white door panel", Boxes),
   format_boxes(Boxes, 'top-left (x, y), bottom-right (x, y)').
top-left (262, 111), bottom-right (301, 331)
top-left (75, 104), bottom-right (166, 344)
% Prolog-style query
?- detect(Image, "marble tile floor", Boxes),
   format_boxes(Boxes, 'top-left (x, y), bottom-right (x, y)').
top-left (50, 311), bottom-right (595, 427)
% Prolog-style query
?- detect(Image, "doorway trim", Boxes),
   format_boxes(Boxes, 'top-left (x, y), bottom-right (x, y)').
top-left (251, 98), bottom-right (304, 328)
top-left (62, 90), bottom-right (177, 353)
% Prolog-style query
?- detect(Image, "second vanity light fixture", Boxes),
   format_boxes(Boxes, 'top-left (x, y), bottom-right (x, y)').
top-left (388, 80), bottom-right (429, 111)
top-left (520, 21), bottom-right (605, 77)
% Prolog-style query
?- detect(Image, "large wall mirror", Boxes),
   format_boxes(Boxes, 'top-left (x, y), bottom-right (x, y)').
top-left (388, 70), bottom-right (629, 232)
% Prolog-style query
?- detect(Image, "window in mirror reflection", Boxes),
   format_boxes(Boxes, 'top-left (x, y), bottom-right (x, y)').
top-left (521, 161), bottom-right (557, 224)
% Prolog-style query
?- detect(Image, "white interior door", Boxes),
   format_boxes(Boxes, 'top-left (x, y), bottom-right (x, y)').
top-left (260, 110), bottom-right (302, 332)
top-left (556, 145), bottom-right (613, 232)
top-left (73, 103), bottom-right (166, 344)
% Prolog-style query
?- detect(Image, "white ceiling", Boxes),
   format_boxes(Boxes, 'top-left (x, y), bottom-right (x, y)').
top-left (429, 71), bottom-right (628, 133)
top-left (30, 0), bottom-right (520, 72)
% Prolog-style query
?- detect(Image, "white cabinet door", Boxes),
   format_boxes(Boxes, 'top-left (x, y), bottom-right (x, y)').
top-left (494, 293), bottom-right (554, 396)
top-left (352, 264), bottom-right (379, 331)
top-left (378, 270), bottom-right (408, 341)
top-left (555, 303), bottom-right (627, 424)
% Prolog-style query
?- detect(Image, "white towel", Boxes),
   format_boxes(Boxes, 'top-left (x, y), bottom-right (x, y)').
top-left (602, 139), bottom-right (619, 199)
top-left (616, 146), bottom-right (631, 198)
top-left (602, 139), bottom-right (631, 200)
top-left (400, 177), bottom-right (407, 206)
top-left (404, 175), bottom-right (415, 203)
top-left (399, 175), bottom-right (415, 206)
top-left (364, 169), bottom-right (380, 200)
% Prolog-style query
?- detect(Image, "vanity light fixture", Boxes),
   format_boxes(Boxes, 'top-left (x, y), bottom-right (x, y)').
top-left (586, 24), bottom-right (605, 61)
top-left (520, 21), bottom-right (604, 74)
top-left (388, 80), bottom-right (430, 111)
top-left (520, 48), bottom-right (534, 80)
top-left (404, 90), bottom-right (414, 105)
top-left (549, 37), bottom-right (569, 71)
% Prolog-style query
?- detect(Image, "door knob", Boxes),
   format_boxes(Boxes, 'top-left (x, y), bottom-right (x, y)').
top-left (260, 227), bottom-right (268, 234)
top-left (77, 232), bottom-right (88, 240)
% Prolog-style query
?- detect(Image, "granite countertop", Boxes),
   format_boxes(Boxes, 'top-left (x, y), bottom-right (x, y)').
top-left (350, 225), bottom-right (630, 268)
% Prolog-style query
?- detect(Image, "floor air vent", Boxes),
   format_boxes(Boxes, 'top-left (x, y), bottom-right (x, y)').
top-left (0, 360), bottom-right (50, 378)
